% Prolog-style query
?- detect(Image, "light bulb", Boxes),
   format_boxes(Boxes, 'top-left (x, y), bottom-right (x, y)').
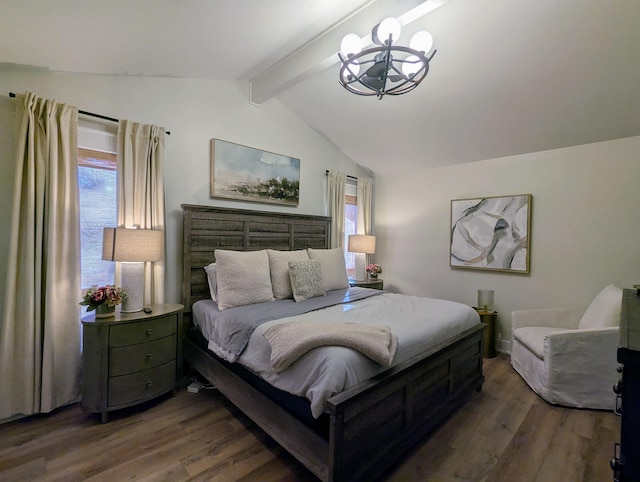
top-left (376, 17), bottom-right (401, 45)
top-left (410, 31), bottom-right (433, 53)
top-left (340, 34), bottom-right (362, 57)
top-left (402, 55), bottom-right (422, 77)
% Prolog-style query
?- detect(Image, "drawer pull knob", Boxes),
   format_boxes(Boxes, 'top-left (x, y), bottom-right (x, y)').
top-left (146, 381), bottom-right (152, 388)
top-left (613, 381), bottom-right (622, 394)
top-left (146, 329), bottom-right (153, 336)
top-left (146, 354), bottom-right (153, 360)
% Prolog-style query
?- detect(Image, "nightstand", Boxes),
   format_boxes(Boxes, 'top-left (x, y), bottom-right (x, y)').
top-left (474, 308), bottom-right (497, 358)
top-left (350, 278), bottom-right (383, 290)
top-left (81, 303), bottom-right (184, 423)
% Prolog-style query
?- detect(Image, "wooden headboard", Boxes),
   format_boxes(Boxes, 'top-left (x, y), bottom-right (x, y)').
top-left (181, 204), bottom-right (331, 314)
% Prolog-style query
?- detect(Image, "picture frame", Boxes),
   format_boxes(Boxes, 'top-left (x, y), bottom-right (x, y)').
top-left (210, 139), bottom-right (300, 206)
top-left (450, 194), bottom-right (532, 273)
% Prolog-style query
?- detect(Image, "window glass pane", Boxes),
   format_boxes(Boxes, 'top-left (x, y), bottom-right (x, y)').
top-left (78, 161), bottom-right (117, 289)
top-left (344, 203), bottom-right (357, 277)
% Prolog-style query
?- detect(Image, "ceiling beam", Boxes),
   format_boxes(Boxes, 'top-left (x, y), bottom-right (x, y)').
top-left (249, 0), bottom-right (447, 105)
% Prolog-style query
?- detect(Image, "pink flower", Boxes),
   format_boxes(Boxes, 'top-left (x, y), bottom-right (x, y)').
top-left (91, 289), bottom-right (106, 303)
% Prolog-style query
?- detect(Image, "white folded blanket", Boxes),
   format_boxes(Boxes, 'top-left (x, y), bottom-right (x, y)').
top-left (264, 321), bottom-right (398, 373)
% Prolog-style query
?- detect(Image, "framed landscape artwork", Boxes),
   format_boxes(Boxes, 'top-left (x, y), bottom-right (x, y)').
top-left (210, 139), bottom-right (300, 206)
top-left (450, 194), bottom-right (532, 273)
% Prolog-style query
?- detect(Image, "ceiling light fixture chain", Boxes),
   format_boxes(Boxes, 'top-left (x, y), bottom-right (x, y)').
top-left (338, 17), bottom-right (436, 100)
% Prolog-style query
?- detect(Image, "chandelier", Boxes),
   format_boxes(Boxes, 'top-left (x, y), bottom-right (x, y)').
top-left (338, 17), bottom-right (436, 100)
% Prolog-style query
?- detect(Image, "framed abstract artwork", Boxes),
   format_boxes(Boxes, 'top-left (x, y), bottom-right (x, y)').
top-left (450, 194), bottom-right (532, 273)
top-left (210, 139), bottom-right (300, 206)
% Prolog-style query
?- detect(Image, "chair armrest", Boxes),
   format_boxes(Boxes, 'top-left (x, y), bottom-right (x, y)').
top-left (542, 326), bottom-right (620, 409)
top-left (545, 327), bottom-right (620, 366)
top-left (511, 307), bottom-right (583, 331)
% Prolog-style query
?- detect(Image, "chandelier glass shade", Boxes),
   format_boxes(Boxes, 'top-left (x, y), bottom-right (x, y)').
top-left (338, 17), bottom-right (436, 99)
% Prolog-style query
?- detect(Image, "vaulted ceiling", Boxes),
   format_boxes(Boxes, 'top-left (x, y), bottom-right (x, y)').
top-left (1, 0), bottom-right (639, 175)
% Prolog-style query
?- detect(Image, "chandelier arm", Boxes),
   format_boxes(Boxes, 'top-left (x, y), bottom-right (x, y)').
top-left (378, 34), bottom-right (395, 99)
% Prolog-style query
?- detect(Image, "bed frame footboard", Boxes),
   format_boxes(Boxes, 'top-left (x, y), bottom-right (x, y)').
top-left (183, 323), bottom-right (484, 482)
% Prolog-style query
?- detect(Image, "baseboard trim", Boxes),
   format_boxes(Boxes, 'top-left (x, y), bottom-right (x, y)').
top-left (496, 339), bottom-right (512, 355)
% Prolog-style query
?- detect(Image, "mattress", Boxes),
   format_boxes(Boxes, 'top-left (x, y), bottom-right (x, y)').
top-left (193, 288), bottom-right (480, 418)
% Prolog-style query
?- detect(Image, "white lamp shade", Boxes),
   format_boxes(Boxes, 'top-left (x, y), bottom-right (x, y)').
top-left (341, 33), bottom-right (362, 57)
top-left (410, 30), bottom-right (433, 53)
top-left (348, 234), bottom-right (376, 254)
top-left (102, 228), bottom-right (163, 262)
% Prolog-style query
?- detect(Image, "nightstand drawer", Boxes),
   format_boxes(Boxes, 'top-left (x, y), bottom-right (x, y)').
top-left (108, 361), bottom-right (176, 407)
top-left (109, 315), bottom-right (176, 347)
top-left (109, 334), bottom-right (177, 376)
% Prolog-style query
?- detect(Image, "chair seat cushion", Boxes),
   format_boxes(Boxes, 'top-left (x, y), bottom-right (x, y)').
top-left (513, 326), bottom-right (566, 360)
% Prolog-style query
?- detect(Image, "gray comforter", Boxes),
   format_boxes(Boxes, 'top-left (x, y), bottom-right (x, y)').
top-left (192, 287), bottom-right (382, 362)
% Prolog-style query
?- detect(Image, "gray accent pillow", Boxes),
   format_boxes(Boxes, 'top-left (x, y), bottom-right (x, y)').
top-left (267, 249), bottom-right (310, 300)
top-left (288, 259), bottom-right (326, 302)
top-left (214, 249), bottom-right (274, 310)
top-left (307, 247), bottom-right (350, 292)
top-left (204, 263), bottom-right (218, 302)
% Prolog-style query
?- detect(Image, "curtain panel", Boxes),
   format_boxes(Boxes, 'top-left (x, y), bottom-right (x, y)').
top-left (117, 120), bottom-right (166, 306)
top-left (326, 171), bottom-right (346, 249)
top-left (357, 177), bottom-right (374, 265)
top-left (0, 92), bottom-right (81, 419)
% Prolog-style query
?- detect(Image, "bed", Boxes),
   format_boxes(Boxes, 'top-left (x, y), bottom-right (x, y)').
top-left (181, 204), bottom-right (485, 482)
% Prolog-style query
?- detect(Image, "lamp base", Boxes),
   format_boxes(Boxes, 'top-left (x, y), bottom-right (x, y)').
top-left (120, 262), bottom-right (144, 313)
top-left (354, 253), bottom-right (367, 281)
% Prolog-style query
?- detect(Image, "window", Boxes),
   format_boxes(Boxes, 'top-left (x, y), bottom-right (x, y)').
top-left (344, 179), bottom-right (357, 278)
top-left (78, 125), bottom-right (118, 292)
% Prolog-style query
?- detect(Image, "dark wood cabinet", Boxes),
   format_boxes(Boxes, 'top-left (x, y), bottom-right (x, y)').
top-left (612, 289), bottom-right (640, 481)
top-left (81, 304), bottom-right (184, 423)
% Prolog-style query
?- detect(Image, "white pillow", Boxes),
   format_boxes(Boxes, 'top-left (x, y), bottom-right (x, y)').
top-left (578, 284), bottom-right (623, 329)
top-left (288, 259), bottom-right (326, 302)
top-left (204, 263), bottom-right (218, 302)
top-left (214, 249), bottom-right (274, 310)
top-left (307, 247), bottom-right (349, 292)
top-left (267, 249), bottom-right (309, 300)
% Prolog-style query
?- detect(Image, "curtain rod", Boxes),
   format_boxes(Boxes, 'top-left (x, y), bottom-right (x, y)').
top-left (8, 92), bottom-right (170, 135)
top-left (325, 170), bottom-right (357, 180)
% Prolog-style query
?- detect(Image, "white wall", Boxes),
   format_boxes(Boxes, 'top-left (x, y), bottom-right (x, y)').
top-left (375, 136), bottom-right (640, 351)
top-left (0, 71), bottom-right (367, 311)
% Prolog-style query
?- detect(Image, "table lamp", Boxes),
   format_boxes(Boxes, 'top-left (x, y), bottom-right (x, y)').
top-left (348, 234), bottom-right (376, 281)
top-left (102, 227), bottom-right (163, 312)
top-left (477, 289), bottom-right (495, 312)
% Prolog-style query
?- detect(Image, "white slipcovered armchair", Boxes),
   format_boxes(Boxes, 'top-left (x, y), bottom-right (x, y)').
top-left (510, 284), bottom-right (622, 410)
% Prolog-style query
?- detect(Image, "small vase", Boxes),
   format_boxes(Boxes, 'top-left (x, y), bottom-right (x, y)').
top-left (95, 304), bottom-right (115, 318)
top-left (369, 273), bottom-right (378, 279)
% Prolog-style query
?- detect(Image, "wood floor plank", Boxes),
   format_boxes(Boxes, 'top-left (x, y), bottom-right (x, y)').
top-left (0, 355), bottom-right (620, 482)
top-left (583, 412), bottom-right (619, 482)
top-left (485, 401), bottom-right (563, 482)
top-left (533, 410), bottom-right (593, 482)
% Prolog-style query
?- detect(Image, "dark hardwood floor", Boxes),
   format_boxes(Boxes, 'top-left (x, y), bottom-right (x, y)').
top-left (0, 355), bottom-right (619, 481)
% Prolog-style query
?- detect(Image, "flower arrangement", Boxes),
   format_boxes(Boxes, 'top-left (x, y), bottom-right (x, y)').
top-left (79, 285), bottom-right (126, 311)
top-left (366, 263), bottom-right (382, 276)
